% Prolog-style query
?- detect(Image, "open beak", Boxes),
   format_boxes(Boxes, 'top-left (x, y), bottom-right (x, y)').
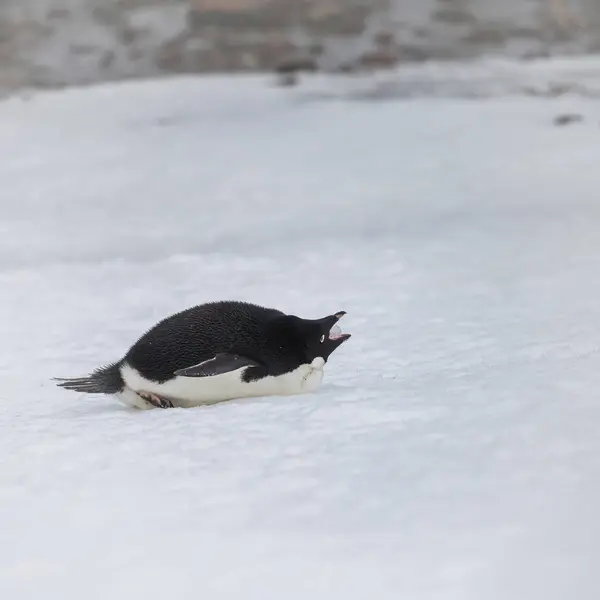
top-left (314, 310), bottom-right (351, 361)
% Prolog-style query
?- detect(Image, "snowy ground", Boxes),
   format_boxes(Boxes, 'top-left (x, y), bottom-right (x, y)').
top-left (1, 67), bottom-right (600, 599)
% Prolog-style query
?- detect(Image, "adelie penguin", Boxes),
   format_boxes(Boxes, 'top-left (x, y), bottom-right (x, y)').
top-left (54, 300), bottom-right (351, 409)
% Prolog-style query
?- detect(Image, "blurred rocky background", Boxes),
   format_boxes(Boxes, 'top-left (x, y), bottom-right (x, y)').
top-left (1, 0), bottom-right (600, 93)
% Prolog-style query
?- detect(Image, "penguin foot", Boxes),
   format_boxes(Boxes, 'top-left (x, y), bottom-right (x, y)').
top-left (137, 391), bottom-right (174, 409)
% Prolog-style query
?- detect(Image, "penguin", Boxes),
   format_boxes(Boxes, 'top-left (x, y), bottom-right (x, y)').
top-left (54, 300), bottom-right (351, 410)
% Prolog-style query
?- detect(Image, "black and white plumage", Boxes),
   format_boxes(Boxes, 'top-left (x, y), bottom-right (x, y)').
top-left (54, 300), bottom-right (351, 409)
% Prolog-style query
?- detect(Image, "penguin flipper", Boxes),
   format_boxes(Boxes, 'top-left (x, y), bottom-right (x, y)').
top-left (174, 353), bottom-right (262, 378)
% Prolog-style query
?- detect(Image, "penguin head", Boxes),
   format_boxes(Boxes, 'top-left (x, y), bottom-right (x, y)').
top-left (268, 310), bottom-right (351, 366)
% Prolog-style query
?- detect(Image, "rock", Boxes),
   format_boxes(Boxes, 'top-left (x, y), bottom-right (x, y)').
top-left (553, 113), bottom-right (584, 126)
top-left (275, 56), bottom-right (318, 75)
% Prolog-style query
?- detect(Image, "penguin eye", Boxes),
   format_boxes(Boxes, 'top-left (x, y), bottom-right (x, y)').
top-left (320, 335), bottom-right (325, 343)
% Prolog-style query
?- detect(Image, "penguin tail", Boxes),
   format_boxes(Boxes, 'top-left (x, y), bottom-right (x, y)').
top-left (53, 361), bottom-right (124, 395)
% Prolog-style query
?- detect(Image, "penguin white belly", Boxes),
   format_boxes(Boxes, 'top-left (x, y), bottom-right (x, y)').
top-left (118, 358), bottom-right (326, 409)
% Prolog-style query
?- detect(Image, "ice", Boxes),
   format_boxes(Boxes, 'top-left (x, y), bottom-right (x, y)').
top-left (2, 66), bottom-right (600, 599)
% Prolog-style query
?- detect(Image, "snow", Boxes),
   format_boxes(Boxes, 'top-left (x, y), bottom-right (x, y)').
top-left (2, 66), bottom-right (600, 599)
top-left (300, 55), bottom-right (600, 101)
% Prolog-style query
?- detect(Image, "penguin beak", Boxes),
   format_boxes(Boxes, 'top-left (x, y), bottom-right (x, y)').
top-left (329, 311), bottom-right (349, 337)
top-left (315, 311), bottom-right (351, 360)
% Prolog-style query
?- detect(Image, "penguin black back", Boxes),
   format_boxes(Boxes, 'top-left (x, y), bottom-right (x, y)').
top-left (125, 300), bottom-right (285, 383)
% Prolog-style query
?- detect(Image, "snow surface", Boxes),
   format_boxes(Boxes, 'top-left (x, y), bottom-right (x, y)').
top-left (2, 67), bottom-right (600, 599)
